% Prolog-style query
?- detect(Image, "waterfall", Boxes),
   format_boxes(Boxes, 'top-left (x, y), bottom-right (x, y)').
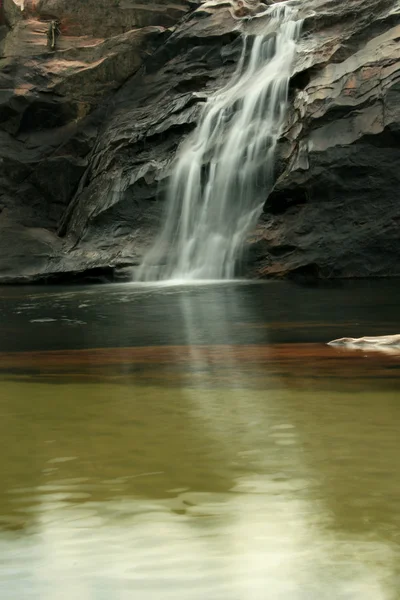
top-left (138, 3), bottom-right (302, 282)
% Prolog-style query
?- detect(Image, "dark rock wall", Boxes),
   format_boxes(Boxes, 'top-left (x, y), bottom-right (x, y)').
top-left (0, 0), bottom-right (399, 282)
top-left (251, 0), bottom-right (400, 279)
top-left (0, 0), bottom-right (194, 281)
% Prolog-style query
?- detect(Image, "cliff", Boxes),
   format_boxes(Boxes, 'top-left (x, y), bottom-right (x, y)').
top-left (0, 0), bottom-right (399, 282)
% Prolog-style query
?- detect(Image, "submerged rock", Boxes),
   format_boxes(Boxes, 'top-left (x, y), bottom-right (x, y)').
top-left (0, 0), bottom-right (399, 282)
top-left (328, 335), bottom-right (400, 354)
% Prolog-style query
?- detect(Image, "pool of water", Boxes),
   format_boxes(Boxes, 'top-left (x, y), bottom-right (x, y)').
top-left (0, 280), bottom-right (399, 599)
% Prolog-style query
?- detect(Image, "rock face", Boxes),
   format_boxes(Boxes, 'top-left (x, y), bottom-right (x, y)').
top-left (251, 0), bottom-right (400, 280)
top-left (0, 0), bottom-right (399, 282)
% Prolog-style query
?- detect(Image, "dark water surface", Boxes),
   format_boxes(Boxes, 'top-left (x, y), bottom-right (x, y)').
top-left (0, 281), bottom-right (399, 599)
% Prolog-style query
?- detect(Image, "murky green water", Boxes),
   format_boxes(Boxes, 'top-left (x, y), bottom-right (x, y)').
top-left (0, 281), bottom-right (399, 599)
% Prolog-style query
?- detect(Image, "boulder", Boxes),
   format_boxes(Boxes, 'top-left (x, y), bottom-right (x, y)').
top-left (328, 335), bottom-right (400, 354)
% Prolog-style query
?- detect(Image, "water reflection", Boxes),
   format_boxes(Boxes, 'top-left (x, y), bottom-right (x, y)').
top-left (1, 280), bottom-right (400, 352)
top-left (0, 285), bottom-right (399, 598)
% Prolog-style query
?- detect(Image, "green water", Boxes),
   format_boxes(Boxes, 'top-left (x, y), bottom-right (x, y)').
top-left (0, 281), bottom-right (399, 599)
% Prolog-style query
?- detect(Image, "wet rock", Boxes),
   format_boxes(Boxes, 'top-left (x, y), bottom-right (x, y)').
top-left (250, 0), bottom-right (400, 279)
top-left (0, 0), bottom-right (195, 282)
top-left (0, 0), bottom-right (400, 282)
top-left (328, 335), bottom-right (400, 347)
top-left (328, 334), bottom-right (400, 355)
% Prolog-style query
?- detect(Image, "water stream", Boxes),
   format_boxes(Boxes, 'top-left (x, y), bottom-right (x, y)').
top-left (138, 4), bottom-right (302, 281)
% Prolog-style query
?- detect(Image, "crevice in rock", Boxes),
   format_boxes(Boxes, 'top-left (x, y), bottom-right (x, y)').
top-left (287, 263), bottom-right (321, 283)
top-left (289, 68), bottom-right (313, 93)
top-left (361, 125), bottom-right (400, 149)
top-left (174, 73), bottom-right (214, 93)
top-left (267, 244), bottom-right (298, 257)
top-left (264, 188), bottom-right (309, 216)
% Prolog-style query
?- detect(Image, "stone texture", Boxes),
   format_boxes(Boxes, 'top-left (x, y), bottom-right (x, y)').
top-left (249, 0), bottom-right (400, 280)
top-left (0, 0), bottom-right (195, 281)
top-left (0, 0), bottom-right (399, 282)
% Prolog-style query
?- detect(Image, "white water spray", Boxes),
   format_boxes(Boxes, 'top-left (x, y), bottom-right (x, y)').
top-left (138, 3), bottom-right (302, 281)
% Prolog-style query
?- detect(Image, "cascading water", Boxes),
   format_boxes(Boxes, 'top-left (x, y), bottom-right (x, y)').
top-left (138, 3), bottom-right (302, 282)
